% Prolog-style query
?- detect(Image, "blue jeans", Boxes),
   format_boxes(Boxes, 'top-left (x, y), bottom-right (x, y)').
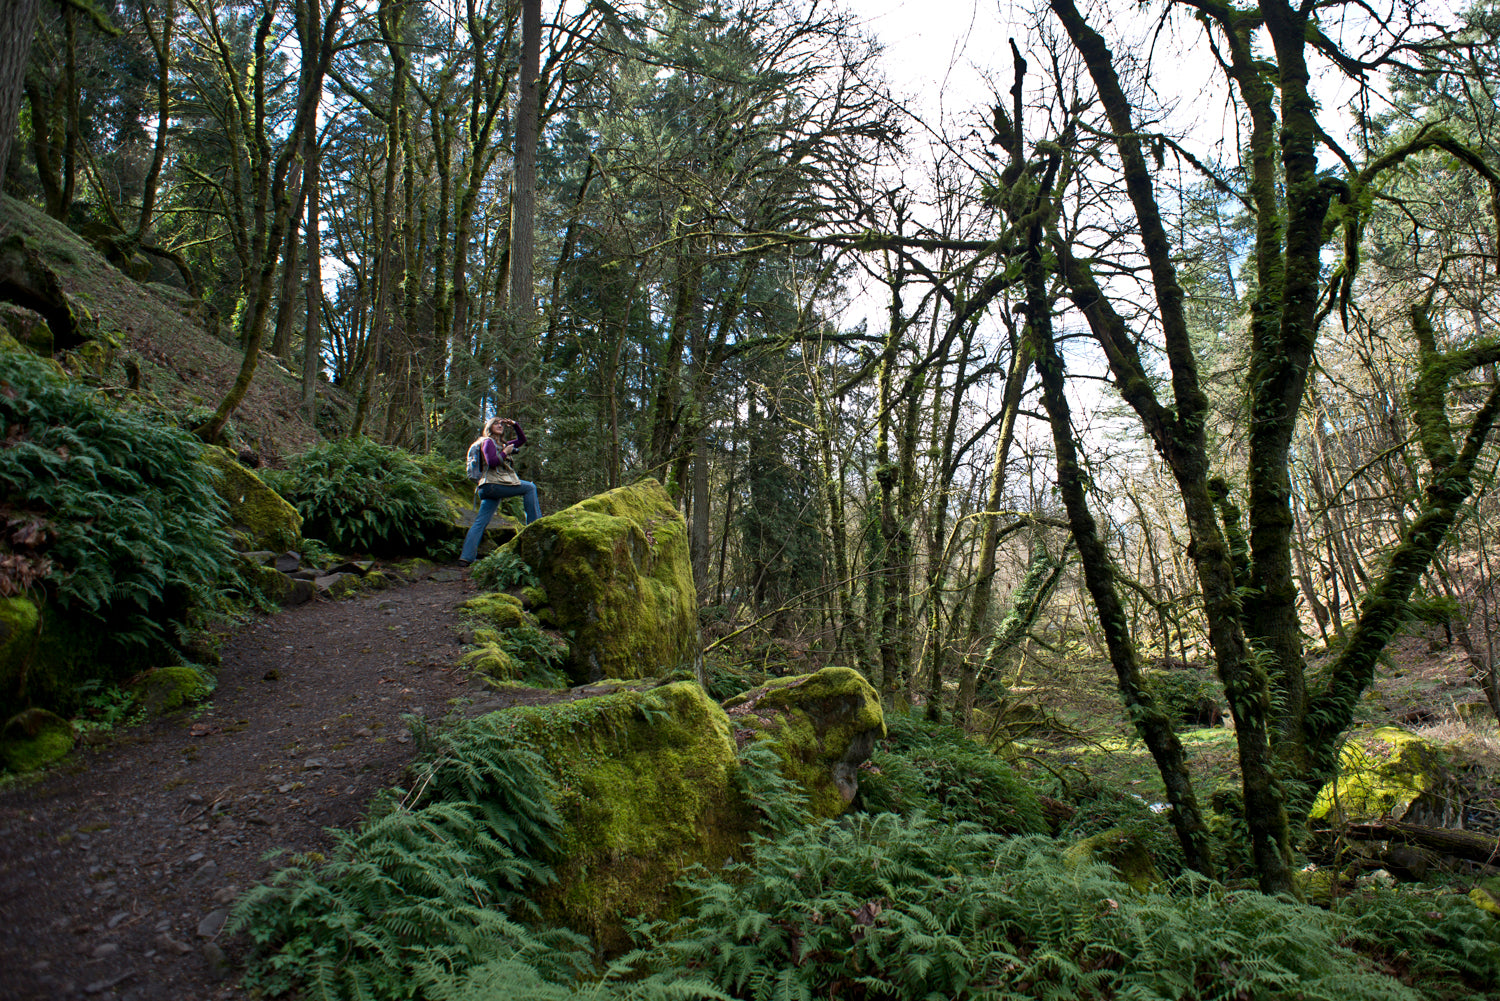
top-left (460, 480), bottom-right (541, 562)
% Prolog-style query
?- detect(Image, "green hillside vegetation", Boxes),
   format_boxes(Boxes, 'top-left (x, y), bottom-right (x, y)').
top-left (227, 710), bottom-right (1500, 1001)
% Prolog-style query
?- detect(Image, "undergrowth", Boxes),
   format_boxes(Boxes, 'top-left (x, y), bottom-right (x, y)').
top-left (472, 548), bottom-right (541, 591)
top-left (263, 438), bottom-right (455, 557)
top-left (230, 703), bottom-right (1497, 1001)
top-left (463, 624), bottom-right (570, 688)
top-left (635, 815), bottom-right (1425, 1001)
top-left (858, 711), bottom-right (1049, 836)
top-left (0, 348), bottom-right (238, 680)
top-left (230, 714), bottom-right (588, 999)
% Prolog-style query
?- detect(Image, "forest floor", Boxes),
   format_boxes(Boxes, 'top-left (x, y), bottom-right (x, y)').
top-left (0, 564), bottom-right (554, 1001)
top-left (3, 557), bottom-right (1497, 1001)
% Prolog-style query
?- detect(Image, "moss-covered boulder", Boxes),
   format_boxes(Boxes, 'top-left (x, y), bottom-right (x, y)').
top-left (0, 302), bottom-right (52, 353)
top-left (1, 707), bottom-right (75, 772)
top-left (131, 666), bottom-right (213, 717)
top-left (722, 667), bottom-right (885, 818)
top-left (478, 681), bottom-right (751, 950)
top-left (1065, 828), bottom-right (1162, 891)
top-left (460, 592), bottom-right (529, 631)
top-left (1310, 726), bottom-right (1449, 825)
top-left (1472, 878), bottom-right (1500, 917)
top-left (203, 446), bottom-right (302, 552)
top-left (512, 479), bottom-right (699, 683)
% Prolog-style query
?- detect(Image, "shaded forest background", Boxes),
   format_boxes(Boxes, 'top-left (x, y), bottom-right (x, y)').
top-left (3, 0), bottom-right (1500, 897)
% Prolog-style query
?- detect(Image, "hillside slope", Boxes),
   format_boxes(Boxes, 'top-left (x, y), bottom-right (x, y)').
top-left (0, 196), bottom-right (327, 460)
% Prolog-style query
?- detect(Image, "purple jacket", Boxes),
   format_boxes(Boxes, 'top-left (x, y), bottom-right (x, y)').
top-left (480, 421), bottom-right (527, 467)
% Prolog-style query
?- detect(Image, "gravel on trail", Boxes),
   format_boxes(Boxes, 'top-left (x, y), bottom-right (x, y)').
top-left (0, 566), bottom-right (527, 1001)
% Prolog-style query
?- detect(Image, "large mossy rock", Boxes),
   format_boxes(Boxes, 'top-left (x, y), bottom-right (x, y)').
top-left (203, 446), bottom-right (302, 552)
top-left (722, 667), bottom-right (885, 818)
top-left (513, 479), bottom-right (699, 683)
top-left (478, 681), bottom-right (751, 950)
top-left (1065, 828), bottom-right (1162, 891)
top-left (1, 707), bottom-right (75, 772)
top-left (1310, 726), bottom-right (1449, 825)
top-left (131, 666), bottom-right (213, 717)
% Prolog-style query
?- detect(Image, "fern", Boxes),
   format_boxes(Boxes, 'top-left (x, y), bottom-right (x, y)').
top-left (0, 349), bottom-right (239, 693)
top-left (733, 740), bottom-right (813, 837)
top-left (232, 714), bottom-right (583, 999)
top-left (858, 712), bottom-right (1048, 836)
top-left (472, 548), bottom-right (542, 591)
top-left (634, 816), bottom-right (1427, 1001)
top-left (263, 438), bottom-right (455, 557)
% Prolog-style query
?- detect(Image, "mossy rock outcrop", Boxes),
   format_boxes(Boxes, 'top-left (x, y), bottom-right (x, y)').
top-left (131, 666), bottom-right (213, 717)
top-left (460, 592), bottom-right (529, 631)
top-left (1472, 878), bottom-right (1500, 917)
top-left (477, 681), bottom-right (752, 951)
top-left (1, 707), bottom-right (75, 772)
top-left (722, 666), bottom-right (885, 818)
top-left (1310, 726), bottom-right (1449, 825)
top-left (203, 446), bottom-right (302, 552)
top-left (512, 479), bottom-right (699, 684)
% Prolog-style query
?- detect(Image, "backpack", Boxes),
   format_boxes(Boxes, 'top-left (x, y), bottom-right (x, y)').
top-left (465, 439), bottom-right (485, 482)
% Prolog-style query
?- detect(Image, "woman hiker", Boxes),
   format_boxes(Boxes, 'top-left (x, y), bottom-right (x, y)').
top-left (460, 416), bottom-right (541, 566)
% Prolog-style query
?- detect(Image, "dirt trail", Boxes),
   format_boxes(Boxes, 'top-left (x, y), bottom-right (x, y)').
top-left (0, 567), bottom-right (521, 1001)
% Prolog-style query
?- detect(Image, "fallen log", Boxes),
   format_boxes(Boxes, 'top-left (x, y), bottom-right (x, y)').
top-left (1346, 820), bottom-right (1500, 867)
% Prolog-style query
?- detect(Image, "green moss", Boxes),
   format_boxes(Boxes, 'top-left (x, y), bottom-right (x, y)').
top-left (0, 596), bottom-right (41, 699)
top-left (1309, 726), bottom-right (1447, 824)
top-left (390, 557), bottom-right (438, 578)
top-left (133, 666), bottom-right (213, 717)
top-left (459, 592), bottom-right (530, 631)
top-left (723, 667), bottom-right (885, 818)
top-left (324, 574), bottom-right (364, 599)
top-left (10, 601), bottom-right (119, 719)
top-left (514, 479), bottom-right (699, 683)
top-left (476, 681), bottom-right (752, 951)
top-left (1295, 867), bottom-right (1343, 906)
top-left (1065, 827), bottom-right (1162, 891)
top-left (1, 708), bottom-right (75, 772)
top-left (1471, 878), bottom-right (1500, 917)
top-left (462, 639), bottom-right (524, 681)
top-left (245, 564), bottom-right (295, 605)
top-left (202, 446), bottom-right (303, 551)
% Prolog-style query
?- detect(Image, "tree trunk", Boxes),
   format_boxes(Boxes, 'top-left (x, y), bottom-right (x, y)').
top-left (300, 122), bottom-right (321, 421)
top-left (0, 0), bottom-right (38, 179)
top-left (134, 0), bottom-right (173, 240)
top-left (959, 337), bottom-right (1031, 727)
top-left (506, 0), bottom-right (540, 409)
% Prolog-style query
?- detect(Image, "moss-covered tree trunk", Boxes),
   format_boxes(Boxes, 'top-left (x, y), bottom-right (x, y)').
top-left (959, 335), bottom-right (1030, 728)
top-left (195, 0), bottom-right (344, 445)
top-left (1047, 0), bottom-right (1288, 890)
top-left (1028, 247), bottom-right (1218, 879)
top-left (1308, 306), bottom-right (1500, 771)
